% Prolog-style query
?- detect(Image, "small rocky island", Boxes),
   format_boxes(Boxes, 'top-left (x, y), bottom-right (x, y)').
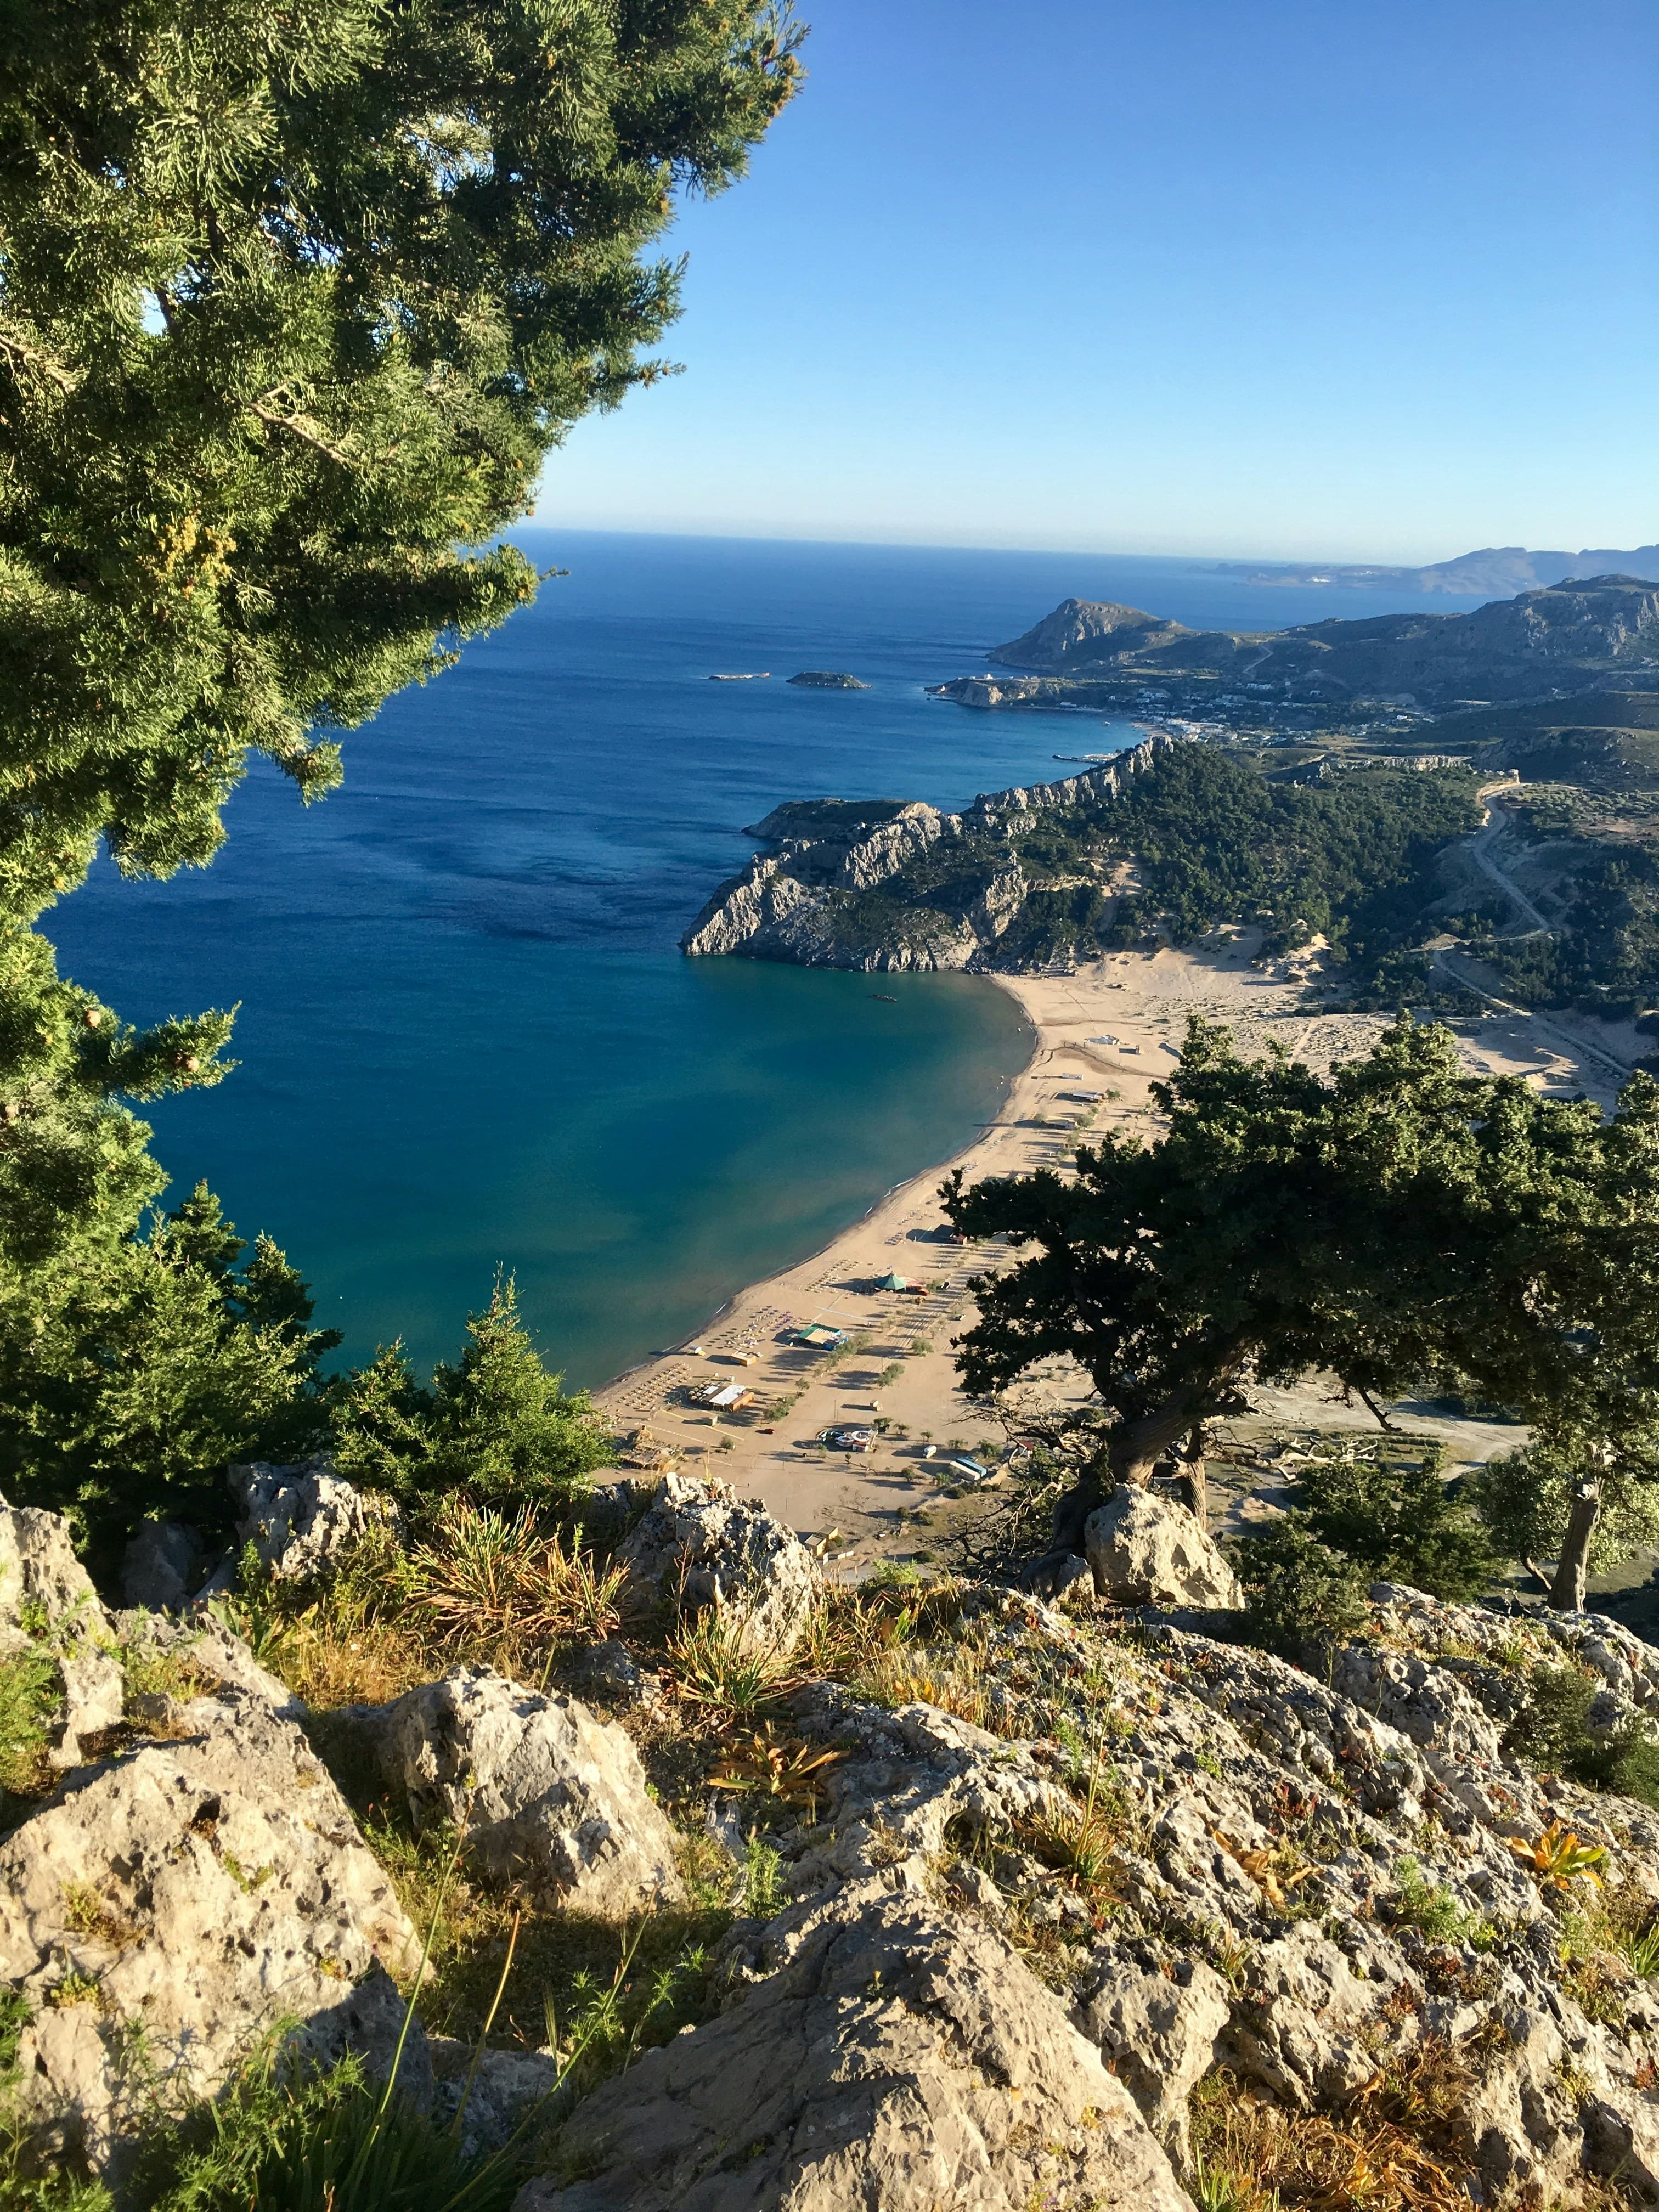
top-left (787, 670), bottom-right (870, 688)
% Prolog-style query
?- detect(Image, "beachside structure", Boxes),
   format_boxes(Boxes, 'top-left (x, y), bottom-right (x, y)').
top-left (787, 1322), bottom-right (849, 1350)
top-left (694, 1380), bottom-right (755, 1411)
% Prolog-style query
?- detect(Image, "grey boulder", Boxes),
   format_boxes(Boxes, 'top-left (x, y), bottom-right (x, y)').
top-left (430, 2038), bottom-right (563, 2161)
top-left (120, 1521), bottom-right (205, 1611)
top-left (1084, 1485), bottom-right (1241, 1609)
top-left (0, 1680), bottom-right (427, 2180)
top-left (369, 1668), bottom-right (685, 1914)
top-left (620, 1473), bottom-right (817, 1654)
top-left (1080, 1950), bottom-right (1232, 2159)
top-left (229, 1454), bottom-right (400, 1582)
top-left (514, 1892), bottom-right (1193, 2212)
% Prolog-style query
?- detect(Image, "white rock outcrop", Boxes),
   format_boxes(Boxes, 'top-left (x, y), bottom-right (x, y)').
top-left (678, 736), bottom-right (1186, 973)
top-left (620, 1474), bottom-right (818, 1655)
top-left (514, 1892), bottom-right (1194, 2212)
top-left (229, 1455), bottom-right (400, 1582)
top-left (0, 1495), bottom-right (108, 1641)
top-left (0, 1496), bottom-right (122, 1769)
top-left (1080, 1951), bottom-right (1232, 2160)
top-left (0, 1677), bottom-right (427, 2179)
top-left (1084, 1484), bottom-right (1242, 1608)
top-left (367, 1668), bottom-right (685, 1914)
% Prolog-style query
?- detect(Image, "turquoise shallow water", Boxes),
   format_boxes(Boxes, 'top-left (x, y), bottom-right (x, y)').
top-left (45, 532), bottom-right (1479, 1385)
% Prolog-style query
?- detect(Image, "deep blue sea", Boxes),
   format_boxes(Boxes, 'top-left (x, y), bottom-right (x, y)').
top-left (46, 533), bottom-right (1481, 1385)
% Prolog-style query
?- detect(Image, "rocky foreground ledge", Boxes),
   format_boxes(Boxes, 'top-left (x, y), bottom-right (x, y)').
top-left (5, 1473), bottom-right (1659, 2208)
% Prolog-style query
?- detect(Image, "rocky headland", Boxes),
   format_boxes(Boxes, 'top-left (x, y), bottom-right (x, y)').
top-left (945, 575), bottom-right (1659, 712)
top-left (679, 733), bottom-right (1180, 973)
top-left (1212, 544), bottom-right (1659, 597)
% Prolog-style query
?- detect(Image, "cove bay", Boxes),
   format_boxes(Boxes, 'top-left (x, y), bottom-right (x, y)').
top-left (46, 531), bottom-right (1481, 1385)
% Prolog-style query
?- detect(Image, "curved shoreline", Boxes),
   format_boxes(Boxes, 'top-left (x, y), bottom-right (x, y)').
top-left (593, 978), bottom-right (1039, 1397)
top-left (594, 929), bottom-right (1632, 1567)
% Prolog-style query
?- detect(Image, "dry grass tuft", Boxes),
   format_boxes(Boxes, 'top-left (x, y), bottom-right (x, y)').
top-left (1189, 2068), bottom-right (1474, 2212)
top-left (708, 1723), bottom-right (845, 1821)
top-left (1022, 1763), bottom-right (1132, 1905)
top-left (408, 1499), bottom-right (629, 1656)
top-left (221, 1507), bottom-right (635, 1709)
top-left (665, 1607), bottom-right (800, 1720)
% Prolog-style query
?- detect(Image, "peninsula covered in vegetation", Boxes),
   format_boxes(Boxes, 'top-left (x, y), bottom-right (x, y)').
top-left (687, 578), bottom-right (1659, 1030)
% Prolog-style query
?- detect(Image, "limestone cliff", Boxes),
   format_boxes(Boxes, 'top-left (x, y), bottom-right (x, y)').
top-left (680, 732), bottom-right (1180, 972)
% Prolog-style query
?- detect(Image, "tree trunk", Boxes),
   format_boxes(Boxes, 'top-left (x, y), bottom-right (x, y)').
top-left (1043, 1398), bottom-right (1206, 1561)
top-left (1109, 1401), bottom-right (1207, 1488)
top-left (1178, 1424), bottom-right (1208, 1526)
top-left (1549, 1481), bottom-right (1601, 1612)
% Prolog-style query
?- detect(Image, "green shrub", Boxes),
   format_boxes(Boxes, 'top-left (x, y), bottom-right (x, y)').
top-left (1293, 1446), bottom-right (1503, 1599)
top-left (1502, 1665), bottom-right (1659, 1809)
top-left (1230, 1520), bottom-right (1368, 1660)
top-left (1388, 1856), bottom-right (1493, 1947)
top-left (331, 1279), bottom-right (611, 1511)
top-left (0, 1183), bottom-right (335, 1563)
top-left (0, 1647), bottom-right (59, 1817)
top-left (128, 2049), bottom-right (522, 2212)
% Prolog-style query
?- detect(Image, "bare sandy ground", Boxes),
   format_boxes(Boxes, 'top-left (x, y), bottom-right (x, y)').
top-left (594, 921), bottom-right (1641, 1574)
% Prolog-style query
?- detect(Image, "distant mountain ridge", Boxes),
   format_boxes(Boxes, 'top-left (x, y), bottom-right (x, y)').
top-left (1212, 543), bottom-right (1659, 596)
top-left (985, 574), bottom-right (1659, 708)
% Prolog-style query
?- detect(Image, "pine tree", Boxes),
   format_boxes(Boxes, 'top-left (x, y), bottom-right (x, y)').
top-left (331, 1277), bottom-right (610, 1508)
top-left (0, 0), bottom-right (802, 919)
top-left (950, 1017), bottom-right (1659, 1601)
top-left (0, 1), bottom-right (799, 1541)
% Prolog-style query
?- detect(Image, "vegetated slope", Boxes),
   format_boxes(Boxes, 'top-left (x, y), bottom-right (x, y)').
top-left (988, 576), bottom-right (1659, 707)
top-left (1407, 696), bottom-right (1659, 1028)
top-left (1433, 692), bottom-right (1659, 793)
top-left (682, 736), bottom-right (1481, 983)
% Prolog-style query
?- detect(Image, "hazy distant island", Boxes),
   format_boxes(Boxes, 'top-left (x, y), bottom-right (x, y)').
top-left (685, 575), bottom-right (1659, 1028)
top-left (1211, 541), bottom-right (1659, 595)
top-left (788, 670), bottom-right (870, 687)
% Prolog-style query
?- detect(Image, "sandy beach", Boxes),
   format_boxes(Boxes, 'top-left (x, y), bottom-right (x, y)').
top-left (594, 907), bottom-right (1643, 1573)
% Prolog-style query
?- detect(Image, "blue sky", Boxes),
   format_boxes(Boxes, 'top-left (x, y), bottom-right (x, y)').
top-left (536, 0), bottom-right (1659, 564)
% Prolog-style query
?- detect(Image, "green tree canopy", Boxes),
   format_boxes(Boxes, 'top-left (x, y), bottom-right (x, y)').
top-left (946, 1017), bottom-right (1659, 1603)
top-left (0, 1183), bottom-right (337, 1562)
top-left (0, 0), bottom-right (800, 918)
top-left (331, 1275), bottom-right (611, 1506)
top-left (0, 0), bottom-right (799, 1287)
top-left (0, 0), bottom-right (798, 1560)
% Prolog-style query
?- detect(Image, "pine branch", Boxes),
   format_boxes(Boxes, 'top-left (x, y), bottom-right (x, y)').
top-left (0, 326), bottom-right (80, 394)
top-left (248, 392), bottom-right (356, 467)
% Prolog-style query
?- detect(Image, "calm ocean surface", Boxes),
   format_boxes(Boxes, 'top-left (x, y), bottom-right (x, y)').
top-left (46, 533), bottom-right (1478, 1384)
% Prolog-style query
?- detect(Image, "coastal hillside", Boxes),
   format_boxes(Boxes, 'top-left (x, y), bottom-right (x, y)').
top-left (682, 687), bottom-right (1659, 1026)
top-left (980, 575), bottom-right (1659, 707)
top-left (680, 734), bottom-right (1481, 980)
